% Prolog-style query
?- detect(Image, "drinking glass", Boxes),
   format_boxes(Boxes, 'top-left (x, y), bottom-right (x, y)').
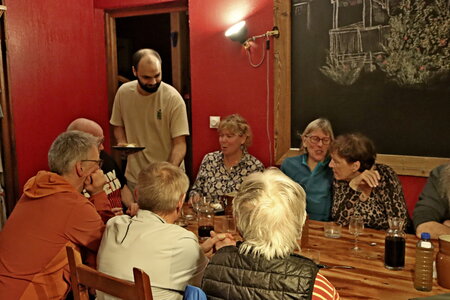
top-left (349, 215), bottom-right (364, 251)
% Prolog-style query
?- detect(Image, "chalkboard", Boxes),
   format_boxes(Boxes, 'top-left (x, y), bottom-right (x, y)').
top-left (291, 0), bottom-right (450, 157)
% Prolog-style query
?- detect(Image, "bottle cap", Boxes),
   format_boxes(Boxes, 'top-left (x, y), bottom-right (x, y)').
top-left (421, 232), bottom-right (431, 240)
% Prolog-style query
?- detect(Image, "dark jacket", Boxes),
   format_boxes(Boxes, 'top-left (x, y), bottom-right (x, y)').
top-left (201, 245), bottom-right (319, 300)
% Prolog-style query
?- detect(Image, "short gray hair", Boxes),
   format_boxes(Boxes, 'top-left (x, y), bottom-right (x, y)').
top-left (137, 162), bottom-right (189, 214)
top-left (48, 131), bottom-right (98, 175)
top-left (233, 168), bottom-right (307, 260)
top-left (300, 118), bottom-right (334, 153)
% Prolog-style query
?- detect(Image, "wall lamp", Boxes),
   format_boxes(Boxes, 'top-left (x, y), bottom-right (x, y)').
top-left (225, 21), bottom-right (280, 49)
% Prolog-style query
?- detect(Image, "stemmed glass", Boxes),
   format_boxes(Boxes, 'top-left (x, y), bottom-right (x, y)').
top-left (349, 215), bottom-right (364, 251)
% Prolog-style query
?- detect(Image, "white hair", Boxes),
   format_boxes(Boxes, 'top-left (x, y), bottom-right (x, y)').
top-left (233, 168), bottom-right (307, 260)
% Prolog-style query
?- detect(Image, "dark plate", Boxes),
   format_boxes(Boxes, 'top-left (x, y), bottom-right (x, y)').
top-left (112, 146), bottom-right (145, 152)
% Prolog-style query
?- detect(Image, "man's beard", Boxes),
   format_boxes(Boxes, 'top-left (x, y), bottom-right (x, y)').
top-left (137, 79), bottom-right (161, 94)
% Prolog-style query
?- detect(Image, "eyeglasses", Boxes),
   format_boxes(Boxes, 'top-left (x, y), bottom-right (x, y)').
top-left (81, 159), bottom-right (103, 168)
top-left (306, 135), bottom-right (331, 145)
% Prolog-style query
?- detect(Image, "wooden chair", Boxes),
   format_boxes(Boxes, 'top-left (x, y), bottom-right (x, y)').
top-left (66, 246), bottom-right (153, 300)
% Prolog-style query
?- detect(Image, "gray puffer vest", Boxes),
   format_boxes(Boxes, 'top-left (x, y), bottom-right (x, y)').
top-left (201, 245), bottom-right (319, 300)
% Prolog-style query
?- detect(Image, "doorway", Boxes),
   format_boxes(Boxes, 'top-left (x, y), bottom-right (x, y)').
top-left (104, 2), bottom-right (193, 180)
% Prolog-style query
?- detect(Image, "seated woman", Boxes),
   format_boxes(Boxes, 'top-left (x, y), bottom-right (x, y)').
top-left (190, 114), bottom-right (264, 199)
top-left (201, 168), bottom-right (340, 300)
top-left (329, 133), bottom-right (408, 230)
top-left (281, 118), bottom-right (334, 221)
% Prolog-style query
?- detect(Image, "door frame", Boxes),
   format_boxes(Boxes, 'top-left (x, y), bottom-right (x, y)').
top-left (103, 1), bottom-right (191, 175)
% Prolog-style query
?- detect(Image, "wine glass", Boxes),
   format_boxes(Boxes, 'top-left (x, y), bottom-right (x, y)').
top-left (349, 215), bottom-right (364, 251)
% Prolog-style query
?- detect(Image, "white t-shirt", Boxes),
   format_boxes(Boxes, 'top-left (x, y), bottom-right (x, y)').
top-left (96, 210), bottom-right (208, 300)
top-left (110, 81), bottom-right (190, 183)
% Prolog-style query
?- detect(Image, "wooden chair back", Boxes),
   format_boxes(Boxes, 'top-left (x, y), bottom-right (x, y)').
top-left (66, 246), bottom-right (153, 300)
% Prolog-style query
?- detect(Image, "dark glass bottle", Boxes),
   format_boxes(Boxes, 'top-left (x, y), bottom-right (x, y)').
top-left (384, 217), bottom-right (405, 270)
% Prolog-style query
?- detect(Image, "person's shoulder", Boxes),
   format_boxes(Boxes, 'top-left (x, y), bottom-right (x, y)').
top-left (159, 82), bottom-right (182, 97)
top-left (105, 214), bottom-right (132, 227)
top-left (204, 151), bottom-right (221, 160)
top-left (312, 272), bottom-right (339, 300)
top-left (376, 163), bottom-right (396, 175)
top-left (431, 163), bottom-right (449, 177)
top-left (117, 80), bottom-right (137, 91)
top-left (282, 154), bottom-right (304, 166)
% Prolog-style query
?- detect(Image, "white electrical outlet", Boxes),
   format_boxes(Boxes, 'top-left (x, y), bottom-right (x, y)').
top-left (209, 116), bottom-right (220, 128)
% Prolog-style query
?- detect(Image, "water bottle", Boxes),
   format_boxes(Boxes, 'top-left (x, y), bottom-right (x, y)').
top-left (414, 232), bottom-right (434, 291)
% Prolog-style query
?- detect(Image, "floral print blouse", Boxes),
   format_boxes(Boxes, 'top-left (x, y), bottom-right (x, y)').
top-left (190, 151), bottom-right (264, 198)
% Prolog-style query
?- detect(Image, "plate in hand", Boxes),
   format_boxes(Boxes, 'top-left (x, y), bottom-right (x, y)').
top-left (112, 146), bottom-right (145, 153)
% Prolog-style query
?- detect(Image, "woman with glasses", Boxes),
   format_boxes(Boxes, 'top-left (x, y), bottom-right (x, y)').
top-left (329, 133), bottom-right (408, 230)
top-left (281, 118), bottom-right (334, 221)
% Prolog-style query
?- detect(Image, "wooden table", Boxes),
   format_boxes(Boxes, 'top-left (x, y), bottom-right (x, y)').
top-left (304, 220), bottom-right (450, 300)
top-left (186, 215), bottom-right (450, 300)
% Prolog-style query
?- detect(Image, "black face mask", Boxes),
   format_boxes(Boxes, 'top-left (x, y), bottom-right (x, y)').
top-left (137, 78), bottom-right (161, 94)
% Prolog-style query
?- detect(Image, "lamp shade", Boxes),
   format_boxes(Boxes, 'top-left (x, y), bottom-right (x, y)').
top-left (225, 21), bottom-right (248, 44)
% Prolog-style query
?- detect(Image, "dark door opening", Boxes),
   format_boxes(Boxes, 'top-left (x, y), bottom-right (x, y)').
top-left (105, 6), bottom-right (193, 181)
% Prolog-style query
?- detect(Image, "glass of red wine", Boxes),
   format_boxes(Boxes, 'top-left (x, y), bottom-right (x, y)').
top-left (198, 201), bottom-right (215, 240)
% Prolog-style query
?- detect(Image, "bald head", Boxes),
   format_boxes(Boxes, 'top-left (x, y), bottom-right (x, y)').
top-left (67, 118), bottom-right (104, 151)
top-left (132, 49), bottom-right (162, 71)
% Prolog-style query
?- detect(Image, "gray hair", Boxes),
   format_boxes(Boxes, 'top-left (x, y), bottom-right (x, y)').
top-left (233, 168), bottom-right (307, 260)
top-left (299, 118), bottom-right (334, 154)
top-left (218, 114), bottom-right (253, 148)
top-left (137, 162), bottom-right (189, 214)
top-left (48, 131), bottom-right (98, 175)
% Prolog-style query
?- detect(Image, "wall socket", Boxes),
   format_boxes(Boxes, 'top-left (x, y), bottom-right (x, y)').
top-left (209, 116), bottom-right (220, 128)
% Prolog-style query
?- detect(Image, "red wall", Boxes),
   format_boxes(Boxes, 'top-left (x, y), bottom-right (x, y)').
top-left (188, 0), bottom-right (274, 172)
top-left (5, 0), bottom-right (425, 209)
top-left (4, 0), bottom-right (110, 191)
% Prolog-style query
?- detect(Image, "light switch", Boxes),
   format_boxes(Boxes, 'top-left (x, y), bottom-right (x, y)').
top-left (209, 116), bottom-right (220, 128)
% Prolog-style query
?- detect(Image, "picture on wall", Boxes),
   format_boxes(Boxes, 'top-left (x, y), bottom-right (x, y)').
top-left (291, 0), bottom-right (450, 157)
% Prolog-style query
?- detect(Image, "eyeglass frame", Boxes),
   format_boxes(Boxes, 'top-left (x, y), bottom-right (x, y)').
top-left (305, 135), bottom-right (331, 145)
top-left (81, 159), bottom-right (103, 168)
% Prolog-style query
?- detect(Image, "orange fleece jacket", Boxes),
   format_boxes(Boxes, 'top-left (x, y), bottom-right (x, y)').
top-left (0, 171), bottom-right (109, 299)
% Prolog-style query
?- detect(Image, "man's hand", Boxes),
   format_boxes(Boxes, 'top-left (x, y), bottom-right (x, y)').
top-left (84, 169), bottom-right (106, 195)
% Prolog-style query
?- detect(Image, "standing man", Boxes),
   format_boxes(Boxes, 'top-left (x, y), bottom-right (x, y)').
top-left (0, 131), bottom-right (109, 299)
top-left (110, 48), bottom-right (190, 191)
top-left (67, 118), bottom-right (135, 214)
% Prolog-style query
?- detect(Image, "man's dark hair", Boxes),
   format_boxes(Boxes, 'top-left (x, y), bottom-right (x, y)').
top-left (132, 49), bottom-right (162, 70)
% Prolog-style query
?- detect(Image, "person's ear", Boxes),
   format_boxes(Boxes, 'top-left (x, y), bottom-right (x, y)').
top-left (352, 161), bottom-right (361, 172)
top-left (132, 66), bottom-right (137, 77)
top-left (75, 161), bottom-right (84, 177)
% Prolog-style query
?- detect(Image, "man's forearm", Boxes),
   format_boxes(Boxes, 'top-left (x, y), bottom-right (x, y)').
top-left (168, 136), bottom-right (187, 166)
top-left (113, 126), bottom-right (127, 145)
top-left (416, 221), bottom-right (450, 239)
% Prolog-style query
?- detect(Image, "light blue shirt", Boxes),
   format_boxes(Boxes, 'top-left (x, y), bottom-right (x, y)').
top-left (281, 154), bottom-right (333, 221)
